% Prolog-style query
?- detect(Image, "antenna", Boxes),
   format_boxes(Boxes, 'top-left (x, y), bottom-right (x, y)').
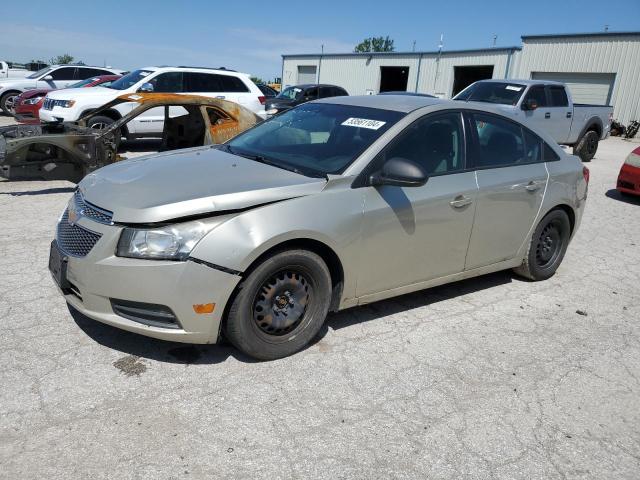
top-left (438, 33), bottom-right (444, 53)
top-left (492, 34), bottom-right (497, 47)
top-left (412, 40), bottom-right (416, 52)
top-left (604, 24), bottom-right (609, 32)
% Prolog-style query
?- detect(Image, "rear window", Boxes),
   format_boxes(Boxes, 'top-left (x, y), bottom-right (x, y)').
top-left (455, 82), bottom-right (526, 106)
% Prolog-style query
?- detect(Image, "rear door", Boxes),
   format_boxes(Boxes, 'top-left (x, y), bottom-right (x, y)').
top-left (545, 85), bottom-right (572, 143)
top-left (464, 112), bottom-right (548, 270)
top-left (356, 111), bottom-right (478, 297)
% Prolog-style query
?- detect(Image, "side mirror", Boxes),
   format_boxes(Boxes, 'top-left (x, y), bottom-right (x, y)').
top-left (522, 98), bottom-right (538, 111)
top-left (369, 157), bottom-right (428, 187)
top-left (138, 82), bottom-right (154, 93)
top-left (43, 75), bottom-right (53, 81)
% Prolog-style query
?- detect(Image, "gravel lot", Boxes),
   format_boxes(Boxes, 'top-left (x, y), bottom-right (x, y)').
top-left (1, 113), bottom-right (639, 480)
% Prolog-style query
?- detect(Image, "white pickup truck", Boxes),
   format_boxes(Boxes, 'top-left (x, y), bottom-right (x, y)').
top-left (454, 79), bottom-right (613, 161)
top-left (0, 61), bottom-right (30, 79)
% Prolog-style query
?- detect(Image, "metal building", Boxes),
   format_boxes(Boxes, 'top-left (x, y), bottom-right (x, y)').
top-left (281, 31), bottom-right (640, 124)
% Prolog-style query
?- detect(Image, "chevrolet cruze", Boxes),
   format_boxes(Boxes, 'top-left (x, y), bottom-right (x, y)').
top-left (49, 95), bottom-right (589, 360)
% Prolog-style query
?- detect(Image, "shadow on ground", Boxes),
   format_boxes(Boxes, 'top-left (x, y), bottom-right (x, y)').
top-left (0, 187), bottom-right (75, 196)
top-left (71, 270), bottom-right (514, 364)
top-left (605, 188), bottom-right (640, 205)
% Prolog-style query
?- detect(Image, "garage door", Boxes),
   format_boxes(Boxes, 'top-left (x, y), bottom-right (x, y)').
top-left (531, 72), bottom-right (615, 105)
top-left (297, 65), bottom-right (317, 84)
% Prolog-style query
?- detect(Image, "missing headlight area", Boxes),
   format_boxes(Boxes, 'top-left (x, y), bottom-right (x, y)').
top-left (0, 93), bottom-right (262, 183)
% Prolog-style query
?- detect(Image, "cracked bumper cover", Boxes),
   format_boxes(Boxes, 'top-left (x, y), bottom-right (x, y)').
top-left (56, 218), bottom-right (242, 344)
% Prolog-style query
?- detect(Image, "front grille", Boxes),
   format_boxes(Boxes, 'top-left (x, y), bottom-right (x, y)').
top-left (57, 210), bottom-right (102, 257)
top-left (110, 299), bottom-right (181, 329)
top-left (74, 190), bottom-right (113, 225)
top-left (42, 98), bottom-right (69, 110)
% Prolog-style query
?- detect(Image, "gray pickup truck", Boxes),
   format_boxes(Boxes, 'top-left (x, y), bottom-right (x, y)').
top-left (454, 79), bottom-right (613, 161)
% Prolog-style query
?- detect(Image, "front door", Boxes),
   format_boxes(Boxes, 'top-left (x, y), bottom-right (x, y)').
top-left (521, 85), bottom-right (560, 143)
top-left (37, 67), bottom-right (77, 89)
top-left (356, 111), bottom-right (478, 297)
top-left (464, 112), bottom-right (548, 270)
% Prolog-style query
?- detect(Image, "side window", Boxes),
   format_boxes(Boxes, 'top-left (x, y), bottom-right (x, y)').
top-left (334, 87), bottom-right (348, 97)
top-left (543, 142), bottom-right (560, 161)
top-left (548, 86), bottom-right (569, 107)
top-left (523, 86), bottom-right (548, 108)
top-left (49, 67), bottom-right (76, 80)
top-left (184, 72), bottom-right (223, 92)
top-left (522, 128), bottom-right (542, 163)
top-left (219, 75), bottom-right (250, 93)
top-left (77, 68), bottom-right (108, 79)
top-left (383, 112), bottom-right (465, 175)
top-left (149, 72), bottom-right (183, 93)
top-left (319, 86), bottom-right (333, 98)
top-left (472, 113), bottom-right (525, 168)
top-left (304, 87), bottom-right (318, 99)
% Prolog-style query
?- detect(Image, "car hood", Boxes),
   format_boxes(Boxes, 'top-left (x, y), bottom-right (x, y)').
top-left (266, 97), bottom-right (296, 108)
top-left (20, 89), bottom-right (52, 99)
top-left (47, 85), bottom-right (115, 100)
top-left (79, 146), bottom-right (327, 224)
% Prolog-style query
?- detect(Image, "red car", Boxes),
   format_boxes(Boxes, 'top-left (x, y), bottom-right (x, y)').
top-left (13, 75), bottom-right (122, 124)
top-left (617, 145), bottom-right (640, 196)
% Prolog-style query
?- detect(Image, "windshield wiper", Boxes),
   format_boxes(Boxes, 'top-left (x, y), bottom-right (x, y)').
top-left (220, 145), bottom-right (326, 179)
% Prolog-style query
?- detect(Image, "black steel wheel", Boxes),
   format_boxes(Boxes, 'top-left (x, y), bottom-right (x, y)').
top-left (224, 249), bottom-right (332, 360)
top-left (513, 209), bottom-right (571, 281)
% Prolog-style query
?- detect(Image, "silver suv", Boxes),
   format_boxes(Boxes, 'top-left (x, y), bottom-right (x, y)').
top-left (49, 95), bottom-right (589, 360)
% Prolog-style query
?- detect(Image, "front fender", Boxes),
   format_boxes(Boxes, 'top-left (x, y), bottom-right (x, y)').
top-left (189, 187), bottom-right (366, 307)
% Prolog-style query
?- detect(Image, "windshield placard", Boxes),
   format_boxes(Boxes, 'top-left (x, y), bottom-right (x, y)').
top-left (341, 118), bottom-right (386, 130)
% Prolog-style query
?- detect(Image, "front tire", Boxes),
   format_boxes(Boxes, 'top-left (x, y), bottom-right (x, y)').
top-left (513, 209), bottom-right (571, 281)
top-left (224, 250), bottom-right (332, 360)
top-left (573, 130), bottom-right (599, 162)
top-left (0, 91), bottom-right (20, 115)
top-left (86, 115), bottom-right (114, 130)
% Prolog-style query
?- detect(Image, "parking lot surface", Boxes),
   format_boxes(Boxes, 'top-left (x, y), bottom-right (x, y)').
top-left (1, 111), bottom-right (639, 479)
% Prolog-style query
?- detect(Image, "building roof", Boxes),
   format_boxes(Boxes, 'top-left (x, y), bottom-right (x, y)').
top-left (522, 31), bottom-right (640, 40)
top-left (282, 46), bottom-right (521, 59)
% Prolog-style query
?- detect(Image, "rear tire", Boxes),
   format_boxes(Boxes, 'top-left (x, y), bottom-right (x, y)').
top-left (573, 130), bottom-right (599, 162)
top-left (513, 209), bottom-right (571, 281)
top-left (224, 249), bottom-right (332, 360)
top-left (86, 115), bottom-right (114, 130)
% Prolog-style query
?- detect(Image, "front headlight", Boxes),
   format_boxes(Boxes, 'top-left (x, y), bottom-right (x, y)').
top-left (59, 100), bottom-right (75, 108)
top-left (116, 218), bottom-right (228, 260)
top-left (266, 108), bottom-right (279, 115)
top-left (23, 96), bottom-right (44, 105)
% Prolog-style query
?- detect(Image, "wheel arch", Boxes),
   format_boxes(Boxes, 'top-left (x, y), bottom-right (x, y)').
top-left (545, 204), bottom-right (576, 236)
top-left (239, 237), bottom-right (345, 313)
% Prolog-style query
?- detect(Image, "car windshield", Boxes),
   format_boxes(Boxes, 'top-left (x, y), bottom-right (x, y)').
top-left (225, 103), bottom-right (404, 177)
top-left (68, 77), bottom-right (100, 88)
top-left (276, 86), bottom-right (303, 100)
top-left (27, 67), bottom-right (52, 79)
top-left (455, 82), bottom-right (526, 105)
top-left (106, 69), bottom-right (154, 90)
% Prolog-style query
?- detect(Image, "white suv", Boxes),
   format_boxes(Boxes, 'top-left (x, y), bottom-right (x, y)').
top-left (0, 64), bottom-right (124, 115)
top-left (40, 66), bottom-right (267, 136)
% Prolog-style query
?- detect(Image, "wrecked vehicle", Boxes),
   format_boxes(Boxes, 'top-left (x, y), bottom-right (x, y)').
top-left (0, 93), bottom-right (262, 182)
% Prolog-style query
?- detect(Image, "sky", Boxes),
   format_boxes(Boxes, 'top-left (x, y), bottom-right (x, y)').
top-left (1, 0), bottom-right (639, 81)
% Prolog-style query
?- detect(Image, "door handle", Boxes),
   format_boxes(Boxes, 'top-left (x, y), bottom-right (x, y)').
top-left (450, 195), bottom-right (473, 208)
top-left (525, 181), bottom-right (543, 192)
top-left (216, 95), bottom-right (226, 99)
top-left (545, 112), bottom-right (551, 119)
top-left (566, 112), bottom-right (572, 118)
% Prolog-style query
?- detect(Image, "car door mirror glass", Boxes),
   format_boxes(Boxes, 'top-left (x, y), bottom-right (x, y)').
top-left (43, 75), bottom-right (53, 81)
top-left (522, 98), bottom-right (538, 111)
top-left (138, 82), bottom-right (154, 93)
top-left (369, 157), bottom-right (428, 187)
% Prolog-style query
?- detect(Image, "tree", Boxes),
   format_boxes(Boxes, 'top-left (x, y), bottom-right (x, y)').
top-left (50, 54), bottom-right (75, 65)
top-left (354, 36), bottom-right (395, 53)
top-left (250, 76), bottom-right (265, 85)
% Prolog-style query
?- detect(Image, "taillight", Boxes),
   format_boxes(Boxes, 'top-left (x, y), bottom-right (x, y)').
top-left (258, 96), bottom-right (266, 105)
top-left (583, 166), bottom-right (590, 183)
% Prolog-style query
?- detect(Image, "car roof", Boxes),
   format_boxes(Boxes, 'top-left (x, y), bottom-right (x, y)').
top-left (475, 79), bottom-right (566, 87)
top-left (314, 94), bottom-right (447, 112)
top-left (289, 84), bottom-right (345, 89)
top-left (140, 66), bottom-right (249, 75)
